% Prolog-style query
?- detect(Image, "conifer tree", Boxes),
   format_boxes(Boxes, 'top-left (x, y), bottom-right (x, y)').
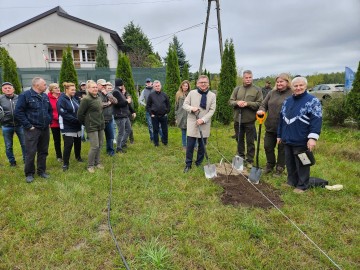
top-left (182, 62), bottom-right (190, 81)
top-left (59, 46), bottom-right (78, 91)
top-left (0, 48), bottom-right (22, 94)
top-left (95, 35), bottom-right (110, 68)
top-left (116, 52), bottom-right (138, 111)
top-left (164, 45), bottom-right (181, 125)
top-left (217, 39), bottom-right (237, 124)
top-left (346, 61), bottom-right (360, 127)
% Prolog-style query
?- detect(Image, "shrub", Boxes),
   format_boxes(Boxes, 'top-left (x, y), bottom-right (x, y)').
top-left (135, 105), bottom-right (147, 125)
top-left (323, 95), bottom-right (349, 126)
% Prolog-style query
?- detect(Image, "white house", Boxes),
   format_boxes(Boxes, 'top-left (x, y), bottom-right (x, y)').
top-left (0, 6), bottom-right (123, 69)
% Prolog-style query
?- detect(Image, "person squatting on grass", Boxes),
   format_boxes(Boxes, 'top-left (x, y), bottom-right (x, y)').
top-left (77, 80), bottom-right (105, 173)
top-left (277, 76), bottom-right (322, 194)
top-left (229, 70), bottom-right (263, 169)
top-left (15, 77), bottom-right (52, 183)
top-left (146, 80), bottom-right (170, 147)
top-left (183, 75), bottom-right (216, 173)
top-left (48, 83), bottom-right (63, 162)
top-left (175, 80), bottom-right (191, 150)
top-left (57, 82), bottom-right (83, 172)
top-left (112, 78), bottom-right (132, 153)
top-left (0, 82), bottom-right (26, 167)
top-left (257, 73), bottom-right (292, 176)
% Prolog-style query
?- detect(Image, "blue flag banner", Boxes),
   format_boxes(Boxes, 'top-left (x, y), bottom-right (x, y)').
top-left (345, 67), bottom-right (355, 91)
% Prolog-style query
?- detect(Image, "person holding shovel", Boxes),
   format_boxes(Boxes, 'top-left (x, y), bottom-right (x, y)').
top-left (182, 75), bottom-right (216, 173)
top-left (229, 70), bottom-right (262, 169)
top-left (257, 73), bottom-right (292, 176)
top-left (277, 76), bottom-right (322, 193)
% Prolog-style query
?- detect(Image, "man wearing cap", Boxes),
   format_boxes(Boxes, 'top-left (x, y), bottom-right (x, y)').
top-left (0, 82), bottom-right (26, 167)
top-left (262, 81), bottom-right (272, 99)
top-left (15, 77), bottom-right (52, 183)
top-left (139, 78), bottom-right (163, 141)
top-left (98, 79), bottom-right (117, 156)
top-left (112, 78), bottom-right (132, 153)
top-left (75, 82), bottom-right (87, 102)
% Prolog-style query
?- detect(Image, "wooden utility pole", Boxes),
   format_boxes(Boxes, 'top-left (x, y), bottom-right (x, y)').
top-left (198, 0), bottom-right (223, 75)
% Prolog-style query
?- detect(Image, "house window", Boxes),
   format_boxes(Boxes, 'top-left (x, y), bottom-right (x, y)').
top-left (49, 49), bottom-right (63, 62)
top-left (81, 50), bottom-right (96, 62)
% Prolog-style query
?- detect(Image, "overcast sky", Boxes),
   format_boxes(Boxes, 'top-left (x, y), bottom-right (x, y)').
top-left (0, 0), bottom-right (359, 78)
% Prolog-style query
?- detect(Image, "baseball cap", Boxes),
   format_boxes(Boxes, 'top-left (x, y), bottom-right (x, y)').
top-left (145, 78), bottom-right (152, 82)
top-left (97, 79), bottom-right (107, 85)
top-left (2, 82), bottom-right (13, 87)
top-left (80, 81), bottom-right (86, 86)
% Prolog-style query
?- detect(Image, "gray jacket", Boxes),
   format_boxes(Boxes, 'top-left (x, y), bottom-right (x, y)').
top-left (0, 94), bottom-right (21, 127)
top-left (139, 86), bottom-right (153, 106)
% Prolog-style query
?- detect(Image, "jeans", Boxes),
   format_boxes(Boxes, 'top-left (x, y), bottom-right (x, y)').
top-left (115, 117), bottom-right (131, 150)
top-left (146, 111), bottom-right (163, 141)
top-left (87, 130), bottom-right (104, 167)
top-left (2, 126), bottom-right (26, 164)
top-left (186, 136), bottom-right (207, 166)
top-left (234, 121), bottom-right (255, 163)
top-left (62, 135), bottom-right (82, 166)
top-left (104, 120), bottom-right (115, 155)
top-left (24, 127), bottom-right (50, 176)
top-left (151, 115), bottom-right (168, 146)
top-left (181, 129), bottom-right (187, 147)
top-left (51, 127), bottom-right (62, 159)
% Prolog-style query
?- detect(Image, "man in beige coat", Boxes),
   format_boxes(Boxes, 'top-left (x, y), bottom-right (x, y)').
top-left (182, 75), bottom-right (216, 172)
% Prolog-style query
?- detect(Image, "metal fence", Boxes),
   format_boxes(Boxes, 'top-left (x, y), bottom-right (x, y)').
top-left (0, 67), bottom-right (166, 91)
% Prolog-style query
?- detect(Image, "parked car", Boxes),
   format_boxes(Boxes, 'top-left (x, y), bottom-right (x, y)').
top-left (309, 84), bottom-right (345, 102)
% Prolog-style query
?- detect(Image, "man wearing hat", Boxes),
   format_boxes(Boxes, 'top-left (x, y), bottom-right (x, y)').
top-left (75, 82), bottom-right (87, 102)
top-left (98, 79), bottom-right (117, 156)
top-left (112, 78), bottom-right (131, 153)
top-left (15, 77), bottom-right (52, 183)
top-left (0, 82), bottom-right (26, 167)
top-left (139, 78), bottom-right (163, 141)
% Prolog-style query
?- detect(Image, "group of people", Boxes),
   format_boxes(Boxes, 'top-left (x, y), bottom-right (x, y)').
top-left (1, 71), bottom-right (322, 193)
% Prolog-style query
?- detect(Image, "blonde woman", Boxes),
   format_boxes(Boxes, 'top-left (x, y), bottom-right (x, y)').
top-left (48, 83), bottom-right (62, 161)
top-left (175, 80), bottom-right (190, 149)
top-left (77, 80), bottom-right (105, 173)
top-left (57, 82), bottom-right (82, 171)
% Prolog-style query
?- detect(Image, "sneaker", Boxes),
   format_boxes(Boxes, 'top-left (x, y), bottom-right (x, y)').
top-left (26, 175), bottom-right (34, 183)
top-left (87, 167), bottom-right (95, 173)
top-left (96, 164), bottom-right (104, 169)
top-left (38, 172), bottom-right (50, 179)
top-left (62, 165), bottom-right (69, 171)
top-left (293, 188), bottom-right (305, 194)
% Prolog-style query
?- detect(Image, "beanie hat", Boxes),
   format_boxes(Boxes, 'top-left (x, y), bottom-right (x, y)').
top-left (115, 78), bottom-right (123, 87)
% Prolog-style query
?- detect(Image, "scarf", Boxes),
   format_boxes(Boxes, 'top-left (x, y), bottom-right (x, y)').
top-left (197, 88), bottom-right (209, 109)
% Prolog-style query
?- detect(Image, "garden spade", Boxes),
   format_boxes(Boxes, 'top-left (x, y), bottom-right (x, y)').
top-left (232, 110), bottom-right (244, 171)
top-left (249, 113), bottom-right (266, 184)
top-left (196, 114), bottom-right (217, 179)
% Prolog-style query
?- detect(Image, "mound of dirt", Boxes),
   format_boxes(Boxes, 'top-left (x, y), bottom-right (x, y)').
top-left (213, 171), bottom-right (284, 209)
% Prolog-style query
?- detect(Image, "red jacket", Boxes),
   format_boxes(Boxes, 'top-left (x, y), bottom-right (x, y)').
top-left (48, 92), bottom-right (60, 128)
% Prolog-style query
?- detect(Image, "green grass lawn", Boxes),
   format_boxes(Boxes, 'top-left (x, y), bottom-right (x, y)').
top-left (0, 123), bottom-right (359, 269)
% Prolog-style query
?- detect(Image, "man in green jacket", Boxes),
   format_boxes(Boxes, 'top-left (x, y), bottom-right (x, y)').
top-left (229, 70), bottom-right (263, 168)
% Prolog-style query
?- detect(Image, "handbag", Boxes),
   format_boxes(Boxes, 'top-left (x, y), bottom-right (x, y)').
top-left (295, 149), bottom-right (316, 166)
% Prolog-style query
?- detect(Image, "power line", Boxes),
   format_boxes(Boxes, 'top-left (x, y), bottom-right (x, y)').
top-left (0, 0), bottom-right (182, 9)
top-left (150, 22), bottom-right (204, 40)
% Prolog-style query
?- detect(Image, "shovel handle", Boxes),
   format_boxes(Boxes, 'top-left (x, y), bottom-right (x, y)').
top-left (256, 113), bottom-right (266, 124)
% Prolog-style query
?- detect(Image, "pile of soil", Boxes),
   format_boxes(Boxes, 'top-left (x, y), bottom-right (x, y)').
top-left (213, 163), bottom-right (284, 209)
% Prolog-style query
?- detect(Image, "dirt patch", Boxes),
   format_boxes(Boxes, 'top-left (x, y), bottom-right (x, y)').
top-left (213, 165), bottom-right (284, 209)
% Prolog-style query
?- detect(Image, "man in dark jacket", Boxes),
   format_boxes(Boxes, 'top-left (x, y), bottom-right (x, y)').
top-left (0, 82), bottom-right (26, 166)
top-left (15, 77), bottom-right (52, 183)
top-left (112, 78), bottom-right (131, 153)
top-left (146, 80), bottom-right (170, 147)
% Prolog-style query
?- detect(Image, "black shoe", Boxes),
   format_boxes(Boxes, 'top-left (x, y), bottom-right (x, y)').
top-left (183, 166), bottom-right (191, 173)
top-left (38, 172), bottom-right (50, 179)
top-left (10, 162), bottom-right (17, 167)
top-left (62, 165), bottom-right (69, 172)
top-left (76, 157), bottom-right (84, 162)
top-left (116, 148), bottom-right (126, 153)
top-left (26, 175), bottom-right (34, 183)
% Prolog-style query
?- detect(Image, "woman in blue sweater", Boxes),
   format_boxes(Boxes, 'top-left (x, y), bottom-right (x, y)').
top-left (277, 76), bottom-right (322, 193)
top-left (57, 82), bottom-right (82, 171)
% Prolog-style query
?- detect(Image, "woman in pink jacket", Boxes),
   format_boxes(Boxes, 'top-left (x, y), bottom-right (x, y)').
top-left (48, 83), bottom-right (62, 162)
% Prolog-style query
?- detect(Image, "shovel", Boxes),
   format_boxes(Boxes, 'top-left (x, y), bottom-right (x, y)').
top-left (195, 114), bottom-right (217, 179)
top-left (249, 113), bottom-right (266, 184)
top-left (232, 109), bottom-right (244, 171)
